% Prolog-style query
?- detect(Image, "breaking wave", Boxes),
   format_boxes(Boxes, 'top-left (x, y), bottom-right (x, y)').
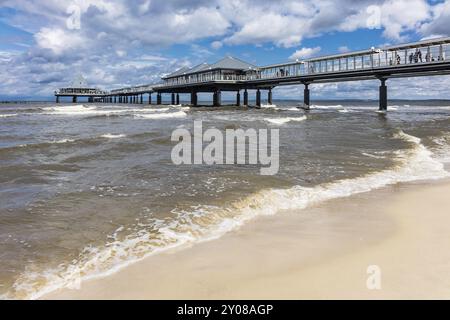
top-left (134, 111), bottom-right (187, 120)
top-left (265, 116), bottom-right (307, 125)
top-left (100, 134), bottom-right (126, 139)
top-left (2, 130), bottom-right (449, 300)
top-left (0, 114), bottom-right (18, 118)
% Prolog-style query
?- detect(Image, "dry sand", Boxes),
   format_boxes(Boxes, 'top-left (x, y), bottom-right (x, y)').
top-left (44, 180), bottom-right (450, 300)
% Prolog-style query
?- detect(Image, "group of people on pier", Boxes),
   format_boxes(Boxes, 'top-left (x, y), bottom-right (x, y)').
top-left (391, 48), bottom-right (445, 65)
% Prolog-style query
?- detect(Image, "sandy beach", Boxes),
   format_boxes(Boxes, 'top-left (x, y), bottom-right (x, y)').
top-left (43, 179), bottom-right (450, 300)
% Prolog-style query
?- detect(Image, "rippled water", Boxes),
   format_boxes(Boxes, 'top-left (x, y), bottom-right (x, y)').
top-left (1, 100), bottom-right (450, 299)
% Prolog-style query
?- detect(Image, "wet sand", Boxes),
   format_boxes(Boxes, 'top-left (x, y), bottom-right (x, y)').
top-left (44, 180), bottom-right (450, 300)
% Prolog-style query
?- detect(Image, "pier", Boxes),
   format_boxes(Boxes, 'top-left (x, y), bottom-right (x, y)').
top-left (56, 38), bottom-right (450, 111)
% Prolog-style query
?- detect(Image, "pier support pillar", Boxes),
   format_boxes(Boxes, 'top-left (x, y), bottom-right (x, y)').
top-left (157, 93), bottom-right (162, 105)
top-left (140, 95), bottom-right (143, 104)
top-left (256, 89), bottom-right (261, 107)
top-left (236, 91), bottom-right (241, 106)
top-left (176, 94), bottom-right (180, 105)
top-left (148, 93), bottom-right (152, 104)
top-left (171, 93), bottom-right (176, 105)
top-left (191, 92), bottom-right (197, 106)
top-left (244, 89), bottom-right (248, 106)
top-left (56, 96), bottom-right (60, 103)
top-left (304, 83), bottom-right (310, 109)
top-left (213, 90), bottom-right (221, 107)
top-left (379, 78), bottom-right (388, 111)
top-left (268, 89), bottom-right (273, 105)
top-left (72, 96), bottom-right (77, 103)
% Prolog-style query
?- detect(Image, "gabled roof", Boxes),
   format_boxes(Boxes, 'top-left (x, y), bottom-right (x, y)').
top-left (208, 56), bottom-right (257, 70)
top-left (164, 66), bottom-right (191, 79)
top-left (188, 62), bottom-right (210, 73)
top-left (163, 56), bottom-right (258, 79)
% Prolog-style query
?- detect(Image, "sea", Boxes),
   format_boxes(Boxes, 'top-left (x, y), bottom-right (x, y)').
top-left (1, 99), bottom-right (450, 299)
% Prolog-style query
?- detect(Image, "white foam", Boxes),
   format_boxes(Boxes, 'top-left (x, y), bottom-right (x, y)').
top-left (100, 134), bottom-right (126, 139)
top-left (260, 104), bottom-right (279, 110)
top-left (0, 113), bottom-right (18, 118)
top-left (134, 111), bottom-right (187, 120)
top-left (43, 105), bottom-right (170, 117)
top-left (52, 139), bottom-right (75, 144)
top-left (4, 130), bottom-right (449, 300)
top-left (310, 104), bottom-right (344, 110)
top-left (362, 152), bottom-right (387, 159)
top-left (432, 134), bottom-right (450, 163)
top-left (265, 116), bottom-right (307, 125)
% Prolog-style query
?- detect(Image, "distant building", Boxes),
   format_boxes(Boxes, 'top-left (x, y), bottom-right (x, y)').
top-left (162, 56), bottom-right (259, 86)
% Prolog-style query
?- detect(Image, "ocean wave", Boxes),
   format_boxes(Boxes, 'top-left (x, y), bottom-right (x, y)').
top-left (134, 111), bottom-right (187, 120)
top-left (42, 105), bottom-right (172, 117)
top-left (431, 133), bottom-right (450, 163)
top-left (3, 130), bottom-right (449, 300)
top-left (265, 116), bottom-right (307, 125)
top-left (100, 134), bottom-right (126, 139)
top-left (0, 114), bottom-right (18, 118)
top-left (309, 104), bottom-right (344, 110)
top-left (260, 104), bottom-right (279, 110)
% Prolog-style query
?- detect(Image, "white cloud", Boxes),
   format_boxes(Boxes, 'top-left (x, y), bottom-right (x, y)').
top-left (35, 28), bottom-right (85, 55)
top-left (289, 47), bottom-right (321, 60)
top-left (211, 41), bottom-right (223, 50)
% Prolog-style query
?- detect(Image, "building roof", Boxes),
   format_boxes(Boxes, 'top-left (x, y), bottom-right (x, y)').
top-left (163, 56), bottom-right (257, 79)
top-left (208, 56), bottom-right (257, 71)
top-left (188, 62), bottom-right (211, 73)
top-left (164, 66), bottom-right (191, 79)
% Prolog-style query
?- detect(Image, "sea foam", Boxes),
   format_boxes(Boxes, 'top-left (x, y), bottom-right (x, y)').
top-left (265, 116), bottom-right (307, 125)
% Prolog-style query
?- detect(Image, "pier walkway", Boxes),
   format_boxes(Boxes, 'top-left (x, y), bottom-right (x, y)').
top-left (56, 38), bottom-right (450, 111)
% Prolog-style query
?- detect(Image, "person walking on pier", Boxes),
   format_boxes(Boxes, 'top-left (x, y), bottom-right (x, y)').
top-left (409, 52), bottom-right (414, 64)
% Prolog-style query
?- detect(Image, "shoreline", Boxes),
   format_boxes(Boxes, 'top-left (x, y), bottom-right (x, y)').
top-left (43, 178), bottom-right (450, 300)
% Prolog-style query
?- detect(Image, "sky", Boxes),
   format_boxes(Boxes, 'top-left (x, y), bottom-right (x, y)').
top-left (0, 0), bottom-right (450, 100)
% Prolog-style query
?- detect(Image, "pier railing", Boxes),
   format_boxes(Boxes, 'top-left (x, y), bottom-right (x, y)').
top-left (259, 41), bottom-right (450, 80)
top-left (94, 38), bottom-right (450, 95)
top-left (56, 88), bottom-right (108, 95)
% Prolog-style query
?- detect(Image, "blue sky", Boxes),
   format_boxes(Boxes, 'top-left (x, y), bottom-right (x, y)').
top-left (1, 0), bottom-right (450, 100)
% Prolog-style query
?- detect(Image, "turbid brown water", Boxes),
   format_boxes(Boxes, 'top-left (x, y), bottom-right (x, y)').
top-left (1, 100), bottom-right (450, 299)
